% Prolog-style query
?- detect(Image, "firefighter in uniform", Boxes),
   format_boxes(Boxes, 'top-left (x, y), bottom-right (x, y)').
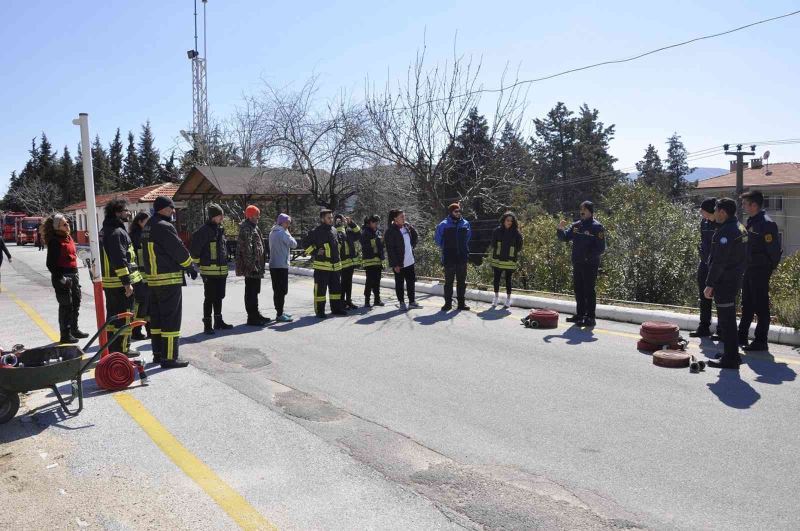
top-left (191, 203), bottom-right (234, 335)
top-left (100, 198), bottom-right (144, 356)
top-left (302, 209), bottom-right (346, 318)
top-left (557, 200), bottom-right (606, 327)
top-left (704, 198), bottom-right (748, 369)
top-left (690, 198), bottom-right (718, 338)
top-left (335, 213), bottom-right (361, 309)
top-left (129, 212), bottom-right (150, 341)
top-left (360, 215), bottom-right (385, 307)
top-left (737, 190), bottom-right (782, 351)
top-left (140, 196), bottom-right (196, 368)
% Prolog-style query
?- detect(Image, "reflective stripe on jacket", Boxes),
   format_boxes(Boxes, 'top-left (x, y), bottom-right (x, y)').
top-left (141, 214), bottom-right (192, 287)
top-left (337, 222), bottom-right (361, 269)
top-left (302, 223), bottom-right (342, 271)
top-left (487, 226), bottom-right (523, 270)
top-left (190, 221), bottom-right (228, 277)
top-left (101, 217), bottom-right (142, 288)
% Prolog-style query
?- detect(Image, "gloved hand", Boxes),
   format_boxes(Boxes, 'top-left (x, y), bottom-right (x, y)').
top-left (60, 276), bottom-right (72, 288)
top-left (188, 267), bottom-right (198, 280)
top-left (317, 248), bottom-right (326, 256)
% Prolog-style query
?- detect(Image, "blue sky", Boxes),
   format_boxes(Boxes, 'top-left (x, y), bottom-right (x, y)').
top-left (2, 0), bottom-right (799, 195)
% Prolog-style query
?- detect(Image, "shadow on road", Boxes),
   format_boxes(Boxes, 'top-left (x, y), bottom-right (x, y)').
top-left (270, 315), bottom-right (324, 332)
top-left (745, 355), bottom-right (797, 385)
top-left (476, 307), bottom-right (511, 321)
top-left (542, 325), bottom-right (598, 345)
top-left (356, 308), bottom-right (406, 325)
top-left (182, 324), bottom-right (274, 344)
top-left (412, 311), bottom-right (456, 326)
top-left (707, 369), bottom-right (761, 409)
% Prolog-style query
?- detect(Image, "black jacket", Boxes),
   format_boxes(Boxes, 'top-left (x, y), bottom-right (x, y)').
top-left (557, 218), bottom-right (606, 265)
top-left (745, 210), bottom-right (782, 269)
top-left (489, 226), bottom-right (523, 270)
top-left (360, 225), bottom-right (385, 267)
top-left (705, 217), bottom-right (747, 292)
top-left (302, 223), bottom-right (341, 271)
top-left (0, 239), bottom-right (10, 267)
top-left (699, 218), bottom-right (717, 264)
top-left (190, 221), bottom-right (228, 277)
top-left (140, 213), bottom-right (193, 286)
top-left (336, 221), bottom-right (362, 268)
top-left (101, 217), bottom-right (142, 288)
top-left (384, 222), bottom-right (418, 269)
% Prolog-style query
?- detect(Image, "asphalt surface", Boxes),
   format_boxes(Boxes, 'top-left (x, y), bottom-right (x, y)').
top-left (2, 245), bottom-right (800, 530)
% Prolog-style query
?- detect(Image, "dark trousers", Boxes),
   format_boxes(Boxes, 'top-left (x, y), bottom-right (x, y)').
top-left (270, 268), bottom-right (289, 316)
top-left (573, 261), bottom-right (599, 318)
top-left (133, 282), bottom-right (150, 327)
top-left (149, 284), bottom-right (182, 362)
top-left (738, 266), bottom-right (772, 344)
top-left (443, 262), bottom-right (467, 304)
top-left (364, 266), bottom-right (382, 302)
top-left (202, 276), bottom-right (227, 320)
top-left (52, 272), bottom-right (81, 337)
top-left (105, 286), bottom-right (134, 354)
top-left (341, 266), bottom-right (355, 303)
top-left (697, 262), bottom-right (713, 329)
top-left (244, 277), bottom-right (262, 317)
top-left (313, 269), bottom-right (343, 315)
top-left (394, 264), bottom-right (416, 303)
top-left (492, 267), bottom-right (514, 296)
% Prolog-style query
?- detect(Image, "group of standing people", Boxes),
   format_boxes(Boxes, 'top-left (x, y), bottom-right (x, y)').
top-left (691, 190), bottom-right (781, 369)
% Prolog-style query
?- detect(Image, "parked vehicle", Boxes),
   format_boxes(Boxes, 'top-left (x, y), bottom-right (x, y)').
top-left (15, 216), bottom-right (42, 245)
top-left (2, 212), bottom-right (26, 242)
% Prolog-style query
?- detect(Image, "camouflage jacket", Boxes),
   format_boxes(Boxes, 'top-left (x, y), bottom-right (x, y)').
top-left (235, 219), bottom-right (265, 278)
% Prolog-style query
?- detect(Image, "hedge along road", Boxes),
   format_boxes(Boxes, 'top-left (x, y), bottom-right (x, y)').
top-left (4, 245), bottom-right (800, 529)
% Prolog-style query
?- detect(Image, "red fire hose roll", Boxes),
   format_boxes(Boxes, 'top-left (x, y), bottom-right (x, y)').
top-left (95, 352), bottom-right (136, 391)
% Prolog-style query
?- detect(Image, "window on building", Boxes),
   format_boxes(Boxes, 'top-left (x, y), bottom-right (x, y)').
top-left (763, 195), bottom-right (783, 212)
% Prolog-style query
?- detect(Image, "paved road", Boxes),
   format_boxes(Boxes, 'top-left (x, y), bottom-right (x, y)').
top-left (2, 245), bottom-right (799, 529)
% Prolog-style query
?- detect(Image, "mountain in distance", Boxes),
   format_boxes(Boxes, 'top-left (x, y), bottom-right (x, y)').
top-left (626, 167), bottom-right (727, 182)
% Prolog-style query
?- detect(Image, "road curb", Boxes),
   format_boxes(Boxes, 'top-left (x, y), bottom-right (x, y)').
top-left (288, 266), bottom-right (800, 347)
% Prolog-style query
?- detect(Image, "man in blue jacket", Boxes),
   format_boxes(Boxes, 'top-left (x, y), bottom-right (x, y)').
top-left (435, 203), bottom-right (472, 311)
top-left (557, 200), bottom-right (606, 327)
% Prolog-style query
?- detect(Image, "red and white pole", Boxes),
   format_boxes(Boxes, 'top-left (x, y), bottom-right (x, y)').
top-left (73, 113), bottom-right (107, 355)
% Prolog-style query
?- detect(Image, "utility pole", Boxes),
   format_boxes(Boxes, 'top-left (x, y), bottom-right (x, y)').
top-left (724, 143), bottom-right (755, 219)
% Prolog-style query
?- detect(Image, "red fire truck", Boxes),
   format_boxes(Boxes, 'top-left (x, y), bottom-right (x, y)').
top-left (2, 212), bottom-right (26, 242)
top-left (15, 216), bottom-right (43, 245)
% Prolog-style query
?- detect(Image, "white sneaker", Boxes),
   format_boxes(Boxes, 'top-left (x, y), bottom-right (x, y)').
top-left (492, 294), bottom-right (499, 305)
top-left (504, 296), bottom-right (512, 308)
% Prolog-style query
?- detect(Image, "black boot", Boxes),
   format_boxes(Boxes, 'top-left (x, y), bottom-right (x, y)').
top-left (457, 300), bottom-right (470, 311)
top-left (160, 359), bottom-right (189, 368)
top-left (203, 318), bottom-right (215, 335)
top-left (131, 326), bottom-right (146, 341)
top-left (59, 332), bottom-right (79, 344)
top-left (690, 326), bottom-right (711, 338)
top-left (58, 306), bottom-right (78, 344)
top-left (214, 315), bottom-right (234, 330)
top-left (71, 320), bottom-right (89, 339)
top-left (145, 323), bottom-right (152, 339)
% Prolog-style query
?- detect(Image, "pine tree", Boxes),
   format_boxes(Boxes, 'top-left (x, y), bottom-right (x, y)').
top-left (635, 144), bottom-right (667, 192)
top-left (91, 135), bottom-right (112, 193)
top-left (160, 151), bottom-right (180, 183)
top-left (38, 133), bottom-right (56, 183)
top-left (58, 146), bottom-right (77, 204)
top-left (138, 121), bottom-right (161, 186)
top-left (123, 131), bottom-right (141, 188)
top-left (72, 144), bottom-right (86, 202)
top-left (572, 104), bottom-right (621, 203)
top-left (445, 107), bottom-right (494, 215)
top-left (664, 133), bottom-right (692, 199)
top-left (492, 122), bottom-right (535, 211)
top-left (108, 128), bottom-right (124, 188)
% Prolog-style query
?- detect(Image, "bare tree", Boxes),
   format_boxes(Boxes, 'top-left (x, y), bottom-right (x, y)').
top-left (6, 177), bottom-right (63, 215)
top-left (252, 76), bottom-right (370, 210)
top-left (364, 42), bottom-right (527, 219)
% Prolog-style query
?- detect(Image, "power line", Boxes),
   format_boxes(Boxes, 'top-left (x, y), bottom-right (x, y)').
top-left (382, 9), bottom-right (800, 112)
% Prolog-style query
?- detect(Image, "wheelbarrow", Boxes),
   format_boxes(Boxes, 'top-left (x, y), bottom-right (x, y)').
top-left (0, 312), bottom-right (146, 424)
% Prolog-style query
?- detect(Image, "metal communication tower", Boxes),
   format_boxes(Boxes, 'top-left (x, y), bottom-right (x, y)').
top-left (187, 0), bottom-right (208, 161)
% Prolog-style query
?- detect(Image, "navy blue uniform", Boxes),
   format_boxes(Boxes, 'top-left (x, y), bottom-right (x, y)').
top-left (738, 211), bottom-right (781, 345)
top-left (706, 217), bottom-right (747, 361)
top-left (435, 216), bottom-right (472, 306)
top-left (557, 218), bottom-right (606, 319)
top-left (697, 218), bottom-right (717, 330)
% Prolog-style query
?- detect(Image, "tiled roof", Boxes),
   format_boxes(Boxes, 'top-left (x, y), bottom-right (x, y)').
top-left (174, 166), bottom-right (312, 200)
top-left (63, 183), bottom-right (179, 212)
top-left (696, 162), bottom-right (800, 189)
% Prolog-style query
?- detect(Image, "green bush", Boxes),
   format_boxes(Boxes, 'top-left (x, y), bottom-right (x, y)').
top-left (771, 252), bottom-right (800, 329)
top-left (516, 214), bottom-right (573, 293)
top-left (600, 183), bottom-right (698, 306)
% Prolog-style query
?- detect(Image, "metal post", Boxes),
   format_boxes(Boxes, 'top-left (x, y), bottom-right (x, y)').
top-left (725, 146), bottom-right (755, 219)
top-left (72, 113), bottom-right (107, 353)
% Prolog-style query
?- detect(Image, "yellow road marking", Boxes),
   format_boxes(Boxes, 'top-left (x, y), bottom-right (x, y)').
top-left (7, 287), bottom-right (277, 531)
top-left (114, 394), bottom-right (277, 531)
top-left (6, 289), bottom-right (60, 342)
